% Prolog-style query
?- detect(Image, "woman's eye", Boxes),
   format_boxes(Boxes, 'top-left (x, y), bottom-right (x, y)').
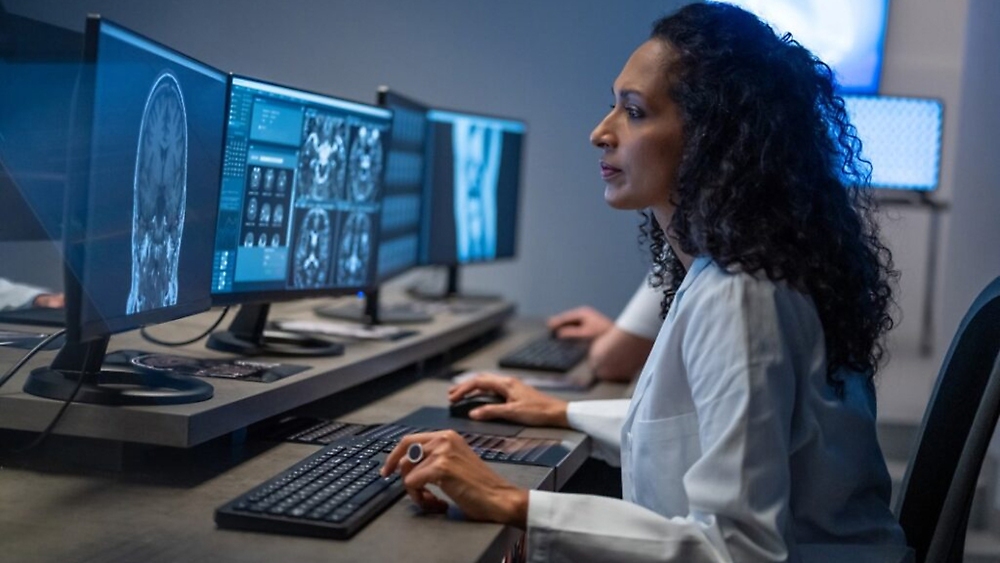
top-left (626, 106), bottom-right (643, 119)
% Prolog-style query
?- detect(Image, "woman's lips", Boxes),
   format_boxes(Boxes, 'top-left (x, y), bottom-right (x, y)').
top-left (600, 161), bottom-right (622, 179)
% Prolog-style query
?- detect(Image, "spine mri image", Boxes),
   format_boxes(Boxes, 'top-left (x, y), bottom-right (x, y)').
top-left (453, 119), bottom-right (501, 262)
top-left (126, 70), bottom-right (187, 314)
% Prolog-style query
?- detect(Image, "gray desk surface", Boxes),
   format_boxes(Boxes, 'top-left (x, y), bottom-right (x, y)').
top-left (0, 296), bottom-right (514, 447)
top-left (0, 309), bottom-right (631, 563)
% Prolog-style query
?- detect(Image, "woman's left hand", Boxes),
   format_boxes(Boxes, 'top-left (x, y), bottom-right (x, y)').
top-left (380, 430), bottom-right (529, 527)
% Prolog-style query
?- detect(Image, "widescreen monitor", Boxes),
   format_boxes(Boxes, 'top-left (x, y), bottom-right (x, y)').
top-left (844, 94), bottom-right (943, 191)
top-left (24, 16), bottom-right (228, 405)
top-left (726, 0), bottom-right (889, 94)
top-left (208, 76), bottom-right (392, 354)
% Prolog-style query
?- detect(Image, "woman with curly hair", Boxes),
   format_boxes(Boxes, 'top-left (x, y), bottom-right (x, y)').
top-left (382, 3), bottom-right (911, 561)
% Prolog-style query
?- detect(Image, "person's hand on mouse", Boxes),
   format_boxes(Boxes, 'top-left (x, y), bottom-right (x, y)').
top-left (381, 430), bottom-right (528, 527)
top-left (546, 306), bottom-right (613, 339)
top-left (448, 373), bottom-right (569, 427)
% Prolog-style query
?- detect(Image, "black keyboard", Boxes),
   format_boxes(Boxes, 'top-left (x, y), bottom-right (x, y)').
top-left (216, 425), bottom-right (568, 539)
top-left (0, 306), bottom-right (65, 327)
top-left (497, 336), bottom-right (589, 373)
top-left (215, 435), bottom-right (404, 539)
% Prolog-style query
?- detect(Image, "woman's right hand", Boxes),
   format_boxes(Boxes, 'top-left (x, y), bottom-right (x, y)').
top-left (448, 373), bottom-right (569, 428)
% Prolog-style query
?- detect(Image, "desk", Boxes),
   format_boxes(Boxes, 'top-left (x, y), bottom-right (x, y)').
top-left (0, 304), bottom-right (630, 563)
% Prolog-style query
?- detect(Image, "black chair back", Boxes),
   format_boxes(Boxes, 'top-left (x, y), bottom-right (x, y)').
top-left (894, 276), bottom-right (1000, 562)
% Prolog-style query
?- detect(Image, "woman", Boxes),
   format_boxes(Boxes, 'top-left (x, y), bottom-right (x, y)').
top-left (382, 3), bottom-right (911, 561)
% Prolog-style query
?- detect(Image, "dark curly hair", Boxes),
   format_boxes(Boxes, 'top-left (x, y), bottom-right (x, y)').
top-left (642, 2), bottom-right (897, 391)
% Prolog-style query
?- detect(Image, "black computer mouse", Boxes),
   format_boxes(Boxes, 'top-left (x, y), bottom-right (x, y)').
top-left (449, 392), bottom-right (507, 419)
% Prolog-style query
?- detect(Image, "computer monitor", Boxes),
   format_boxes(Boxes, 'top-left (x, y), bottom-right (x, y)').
top-left (23, 16), bottom-right (228, 405)
top-left (208, 76), bottom-right (392, 355)
top-left (726, 0), bottom-right (889, 94)
top-left (314, 86), bottom-right (430, 324)
top-left (417, 105), bottom-right (526, 299)
top-left (843, 94), bottom-right (944, 192)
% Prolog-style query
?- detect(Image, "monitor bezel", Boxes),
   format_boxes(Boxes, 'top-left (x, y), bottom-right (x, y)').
top-left (209, 74), bottom-right (393, 306)
top-left (65, 16), bottom-right (226, 343)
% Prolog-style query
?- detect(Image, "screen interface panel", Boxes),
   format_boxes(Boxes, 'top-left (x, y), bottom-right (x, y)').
top-left (422, 109), bottom-right (524, 266)
top-left (375, 91), bottom-right (426, 282)
top-left (76, 20), bottom-right (227, 338)
top-left (212, 77), bottom-right (391, 299)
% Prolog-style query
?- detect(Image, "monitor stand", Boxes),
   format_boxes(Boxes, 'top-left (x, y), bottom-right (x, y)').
top-left (23, 336), bottom-right (214, 405)
top-left (406, 265), bottom-right (501, 302)
top-left (206, 302), bottom-right (344, 357)
top-left (314, 287), bottom-right (432, 325)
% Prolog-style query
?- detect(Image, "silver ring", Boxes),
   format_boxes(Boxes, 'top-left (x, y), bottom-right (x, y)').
top-left (406, 442), bottom-right (424, 464)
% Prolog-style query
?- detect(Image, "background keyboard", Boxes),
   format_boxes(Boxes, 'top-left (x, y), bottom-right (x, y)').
top-left (497, 336), bottom-right (589, 373)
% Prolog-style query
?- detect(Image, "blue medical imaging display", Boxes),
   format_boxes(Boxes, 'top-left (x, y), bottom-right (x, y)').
top-left (212, 77), bottom-right (392, 303)
top-left (727, 0), bottom-right (889, 94)
top-left (844, 95), bottom-right (943, 191)
top-left (22, 17), bottom-right (226, 406)
top-left (374, 89), bottom-right (427, 283)
top-left (422, 109), bottom-right (524, 266)
top-left (71, 19), bottom-right (227, 341)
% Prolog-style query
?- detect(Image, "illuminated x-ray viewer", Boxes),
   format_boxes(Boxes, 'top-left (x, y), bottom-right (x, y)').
top-left (844, 95), bottom-right (944, 191)
top-left (423, 110), bottom-right (525, 266)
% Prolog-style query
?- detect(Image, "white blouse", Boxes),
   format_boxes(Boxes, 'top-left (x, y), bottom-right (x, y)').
top-left (526, 257), bottom-right (912, 562)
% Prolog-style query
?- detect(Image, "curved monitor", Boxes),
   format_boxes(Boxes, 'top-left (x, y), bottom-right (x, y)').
top-left (211, 76), bottom-right (392, 305)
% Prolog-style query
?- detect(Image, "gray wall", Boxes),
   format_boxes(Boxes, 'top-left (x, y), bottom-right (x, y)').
top-left (3, 0), bottom-right (686, 318)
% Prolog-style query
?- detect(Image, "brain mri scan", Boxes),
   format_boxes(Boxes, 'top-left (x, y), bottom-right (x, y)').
top-left (244, 232), bottom-right (254, 247)
top-left (348, 126), bottom-right (384, 202)
top-left (126, 71), bottom-right (188, 315)
top-left (260, 202), bottom-right (271, 226)
top-left (250, 166), bottom-right (262, 190)
top-left (336, 211), bottom-right (372, 287)
top-left (246, 196), bottom-right (258, 222)
top-left (272, 204), bottom-right (284, 227)
top-left (264, 168), bottom-right (275, 192)
top-left (453, 120), bottom-right (501, 262)
top-left (299, 113), bottom-right (347, 200)
top-left (276, 170), bottom-right (288, 194)
top-left (292, 208), bottom-right (332, 288)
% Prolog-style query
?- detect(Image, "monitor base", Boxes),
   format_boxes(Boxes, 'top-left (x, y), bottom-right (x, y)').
top-left (23, 366), bottom-right (213, 406)
top-left (206, 330), bottom-right (344, 357)
top-left (315, 301), bottom-right (433, 325)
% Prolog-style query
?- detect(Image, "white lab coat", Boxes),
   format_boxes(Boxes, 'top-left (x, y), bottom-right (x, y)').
top-left (526, 257), bottom-right (913, 562)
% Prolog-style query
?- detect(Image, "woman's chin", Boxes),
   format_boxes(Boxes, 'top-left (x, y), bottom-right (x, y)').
top-left (604, 186), bottom-right (639, 210)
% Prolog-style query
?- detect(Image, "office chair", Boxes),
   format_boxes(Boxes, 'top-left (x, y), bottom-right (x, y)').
top-left (894, 275), bottom-right (1000, 563)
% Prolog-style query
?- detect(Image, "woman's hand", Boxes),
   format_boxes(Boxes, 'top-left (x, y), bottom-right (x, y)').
top-left (380, 430), bottom-right (529, 527)
top-left (546, 306), bottom-right (613, 340)
top-left (448, 373), bottom-right (569, 427)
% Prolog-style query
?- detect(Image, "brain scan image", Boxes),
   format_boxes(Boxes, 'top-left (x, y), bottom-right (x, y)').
top-left (292, 208), bottom-right (332, 288)
top-left (270, 233), bottom-right (281, 247)
top-left (272, 204), bottom-right (284, 227)
top-left (244, 232), bottom-right (254, 246)
top-left (258, 233), bottom-right (268, 247)
top-left (299, 112), bottom-right (347, 201)
top-left (347, 126), bottom-right (384, 202)
top-left (260, 202), bottom-right (271, 226)
top-left (126, 71), bottom-right (188, 315)
top-left (246, 196), bottom-right (258, 222)
top-left (250, 166), bottom-right (262, 190)
top-left (264, 168), bottom-right (275, 193)
top-left (276, 170), bottom-right (288, 194)
top-left (336, 211), bottom-right (372, 287)
top-left (452, 120), bottom-right (502, 262)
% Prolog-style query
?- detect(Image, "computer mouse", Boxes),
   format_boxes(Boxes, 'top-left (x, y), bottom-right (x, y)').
top-left (449, 392), bottom-right (507, 419)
